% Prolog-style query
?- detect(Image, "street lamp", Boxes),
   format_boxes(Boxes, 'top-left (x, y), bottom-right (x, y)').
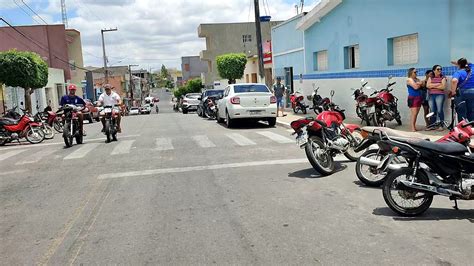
top-left (101, 28), bottom-right (118, 83)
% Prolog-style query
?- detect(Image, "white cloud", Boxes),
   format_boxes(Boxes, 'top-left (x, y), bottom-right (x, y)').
top-left (44, 0), bottom-right (316, 71)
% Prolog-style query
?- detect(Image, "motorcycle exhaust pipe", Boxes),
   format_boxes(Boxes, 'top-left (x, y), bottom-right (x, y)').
top-left (398, 180), bottom-right (464, 197)
top-left (358, 156), bottom-right (402, 171)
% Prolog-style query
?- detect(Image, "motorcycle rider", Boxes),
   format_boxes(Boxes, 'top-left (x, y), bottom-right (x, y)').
top-left (97, 84), bottom-right (122, 133)
top-left (60, 84), bottom-right (86, 135)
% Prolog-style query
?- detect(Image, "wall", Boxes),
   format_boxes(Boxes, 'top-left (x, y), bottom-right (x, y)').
top-left (181, 56), bottom-right (207, 81)
top-left (66, 29), bottom-right (86, 98)
top-left (449, 0), bottom-right (474, 60)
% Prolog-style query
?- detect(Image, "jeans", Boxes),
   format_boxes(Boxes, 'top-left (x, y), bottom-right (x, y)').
top-left (456, 88), bottom-right (474, 122)
top-left (429, 94), bottom-right (445, 123)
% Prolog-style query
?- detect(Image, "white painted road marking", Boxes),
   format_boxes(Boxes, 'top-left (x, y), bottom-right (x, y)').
top-left (0, 170), bottom-right (28, 176)
top-left (155, 138), bottom-right (174, 151)
top-left (192, 135), bottom-right (216, 148)
top-left (257, 131), bottom-right (294, 144)
top-left (16, 149), bottom-right (57, 165)
top-left (111, 140), bottom-right (135, 155)
top-left (64, 143), bottom-right (101, 160)
top-left (225, 133), bottom-right (256, 146)
top-left (98, 158), bottom-right (308, 179)
top-left (0, 150), bottom-right (26, 161)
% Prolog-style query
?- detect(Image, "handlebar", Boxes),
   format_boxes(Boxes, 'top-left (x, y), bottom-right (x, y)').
top-left (362, 82), bottom-right (368, 88)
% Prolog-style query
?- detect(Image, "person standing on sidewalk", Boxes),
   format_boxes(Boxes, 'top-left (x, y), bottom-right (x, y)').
top-left (272, 77), bottom-right (287, 117)
top-left (450, 58), bottom-right (474, 121)
top-left (406, 68), bottom-right (424, 131)
top-left (427, 65), bottom-right (447, 130)
top-left (420, 70), bottom-right (433, 127)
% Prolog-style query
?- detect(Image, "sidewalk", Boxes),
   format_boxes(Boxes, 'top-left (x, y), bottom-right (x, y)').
top-left (276, 111), bottom-right (446, 140)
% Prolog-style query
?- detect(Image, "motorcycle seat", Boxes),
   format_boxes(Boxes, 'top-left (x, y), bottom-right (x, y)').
top-left (362, 126), bottom-right (429, 140)
top-left (0, 117), bottom-right (18, 126)
top-left (392, 137), bottom-right (468, 155)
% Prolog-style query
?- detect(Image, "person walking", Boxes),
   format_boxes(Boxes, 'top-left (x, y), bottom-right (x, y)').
top-left (420, 70), bottom-right (433, 127)
top-left (427, 65), bottom-right (447, 130)
top-left (406, 68), bottom-right (424, 131)
top-left (450, 58), bottom-right (474, 121)
top-left (272, 77), bottom-right (287, 117)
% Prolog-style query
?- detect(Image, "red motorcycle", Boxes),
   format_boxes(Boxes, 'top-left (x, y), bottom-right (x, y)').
top-left (291, 90), bottom-right (364, 175)
top-left (0, 107), bottom-right (45, 145)
top-left (352, 79), bottom-right (375, 125)
top-left (369, 76), bottom-right (402, 126)
top-left (290, 91), bottom-right (308, 114)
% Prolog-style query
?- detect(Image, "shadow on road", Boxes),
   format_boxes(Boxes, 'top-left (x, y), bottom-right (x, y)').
top-left (372, 207), bottom-right (474, 222)
top-left (352, 180), bottom-right (381, 190)
top-left (288, 163), bottom-right (347, 179)
top-left (215, 119), bottom-right (274, 130)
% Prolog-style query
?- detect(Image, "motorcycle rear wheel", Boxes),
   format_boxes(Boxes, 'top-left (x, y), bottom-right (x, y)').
top-left (382, 167), bottom-right (433, 216)
top-left (356, 149), bottom-right (388, 187)
top-left (305, 136), bottom-right (335, 176)
top-left (105, 120), bottom-right (111, 143)
top-left (54, 120), bottom-right (63, 133)
top-left (26, 126), bottom-right (45, 144)
top-left (43, 124), bottom-right (55, 139)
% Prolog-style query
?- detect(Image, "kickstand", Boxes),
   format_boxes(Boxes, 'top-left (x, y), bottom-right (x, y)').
top-left (453, 199), bottom-right (459, 210)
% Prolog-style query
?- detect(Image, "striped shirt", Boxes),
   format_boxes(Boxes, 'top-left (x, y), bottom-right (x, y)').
top-left (429, 76), bottom-right (445, 95)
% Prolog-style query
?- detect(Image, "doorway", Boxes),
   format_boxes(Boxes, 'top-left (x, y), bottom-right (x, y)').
top-left (284, 67), bottom-right (294, 108)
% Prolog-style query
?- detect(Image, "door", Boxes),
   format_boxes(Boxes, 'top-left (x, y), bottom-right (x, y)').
top-left (251, 73), bottom-right (257, 83)
top-left (284, 67), bottom-right (294, 108)
top-left (218, 86), bottom-right (230, 118)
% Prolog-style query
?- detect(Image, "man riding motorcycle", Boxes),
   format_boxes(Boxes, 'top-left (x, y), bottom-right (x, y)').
top-left (97, 84), bottom-right (122, 133)
top-left (60, 84), bottom-right (86, 136)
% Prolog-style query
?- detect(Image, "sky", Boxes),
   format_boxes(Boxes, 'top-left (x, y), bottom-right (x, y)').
top-left (0, 0), bottom-right (317, 72)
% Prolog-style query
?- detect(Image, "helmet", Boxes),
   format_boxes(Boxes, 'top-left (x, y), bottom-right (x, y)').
top-left (68, 84), bottom-right (77, 91)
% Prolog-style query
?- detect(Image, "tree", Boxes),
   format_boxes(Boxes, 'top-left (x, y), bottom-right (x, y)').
top-left (0, 49), bottom-right (48, 112)
top-left (185, 78), bottom-right (203, 93)
top-left (216, 53), bottom-right (247, 84)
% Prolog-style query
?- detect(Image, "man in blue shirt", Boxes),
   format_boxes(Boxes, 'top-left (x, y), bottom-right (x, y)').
top-left (60, 84), bottom-right (86, 135)
top-left (450, 58), bottom-right (474, 121)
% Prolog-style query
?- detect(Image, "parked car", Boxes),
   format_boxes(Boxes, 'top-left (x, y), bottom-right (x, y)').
top-left (182, 93), bottom-right (201, 114)
top-left (140, 104), bottom-right (152, 114)
top-left (197, 89), bottom-right (224, 117)
top-left (129, 107), bottom-right (140, 115)
top-left (217, 83), bottom-right (277, 128)
top-left (84, 99), bottom-right (99, 122)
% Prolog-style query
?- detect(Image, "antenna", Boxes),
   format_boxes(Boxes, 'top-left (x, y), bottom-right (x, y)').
top-left (61, 0), bottom-right (68, 28)
top-left (300, 0), bottom-right (304, 12)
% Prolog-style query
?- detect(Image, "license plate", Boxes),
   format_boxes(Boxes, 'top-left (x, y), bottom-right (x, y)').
top-left (249, 110), bottom-right (262, 115)
top-left (104, 108), bottom-right (112, 113)
top-left (210, 106), bottom-right (216, 110)
top-left (296, 131), bottom-right (308, 146)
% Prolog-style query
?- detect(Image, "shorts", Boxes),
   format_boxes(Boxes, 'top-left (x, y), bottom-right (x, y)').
top-left (276, 97), bottom-right (284, 108)
top-left (407, 96), bottom-right (423, 108)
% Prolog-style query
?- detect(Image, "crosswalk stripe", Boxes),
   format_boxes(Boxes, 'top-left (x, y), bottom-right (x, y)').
top-left (111, 140), bottom-right (135, 155)
top-left (192, 135), bottom-right (216, 148)
top-left (64, 143), bottom-right (101, 160)
top-left (155, 138), bottom-right (173, 151)
top-left (16, 149), bottom-right (57, 165)
top-left (256, 131), bottom-right (294, 144)
top-left (0, 150), bottom-right (26, 161)
top-left (225, 133), bottom-right (256, 146)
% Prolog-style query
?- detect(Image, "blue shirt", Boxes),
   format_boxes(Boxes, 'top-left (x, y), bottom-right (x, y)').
top-left (407, 85), bottom-right (421, 97)
top-left (453, 63), bottom-right (474, 90)
top-left (60, 95), bottom-right (86, 106)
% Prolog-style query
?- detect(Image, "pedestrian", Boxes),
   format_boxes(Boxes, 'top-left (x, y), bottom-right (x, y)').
top-left (420, 70), bottom-right (433, 127)
top-left (406, 68), bottom-right (424, 131)
top-left (450, 58), bottom-right (474, 121)
top-left (272, 77), bottom-right (287, 117)
top-left (427, 65), bottom-right (447, 130)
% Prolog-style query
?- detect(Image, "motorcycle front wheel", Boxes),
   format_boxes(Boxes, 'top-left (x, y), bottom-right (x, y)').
top-left (63, 122), bottom-right (73, 147)
top-left (343, 130), bottom-right (364, 161)
top-left (26, 126), bottom-right (45, 144)
top-left (382, 167), bottom-right (433, 216)
top-left (305, 136), bottom-right (335, 176)
top-left (105, 119), bottom-right (111, 143)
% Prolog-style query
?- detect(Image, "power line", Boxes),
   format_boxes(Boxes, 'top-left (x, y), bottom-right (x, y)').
top-left (19, 0), bottom-right (49, 24)
top-left (12, 0), bottom-right (42, 25)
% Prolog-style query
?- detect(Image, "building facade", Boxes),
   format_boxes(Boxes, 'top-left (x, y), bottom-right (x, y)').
top-left (272, 0), bottom-right (474, 121)
top-left (198, 21), bottom-right (281, 87)
top-left (181, 56), bottom-right (208, 82)
top-left (65, 29), bottom-right (87, 98)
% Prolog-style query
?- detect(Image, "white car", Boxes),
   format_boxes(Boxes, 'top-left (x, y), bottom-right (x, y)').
top-left (129, 107), bottom-right (140, 115)
top-left (217, 83), bottom-right (277, 128)
top-left (182, 93), bottom-right (201, 114)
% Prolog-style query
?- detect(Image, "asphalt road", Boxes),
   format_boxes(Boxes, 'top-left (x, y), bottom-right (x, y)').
top-left (1, 89), bottom-right (473, 265)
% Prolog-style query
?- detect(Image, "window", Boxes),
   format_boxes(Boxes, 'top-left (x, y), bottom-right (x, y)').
top-left (388, 34), bottom-right (418, 65)
top-left (344, 44), bottom-right (359, 69)
top-left (234, 84), bottom-right (269, 93)
top-left (313, 50), bottom-right (328, 71)
top-left (242, 34), bottom-right (252, 43)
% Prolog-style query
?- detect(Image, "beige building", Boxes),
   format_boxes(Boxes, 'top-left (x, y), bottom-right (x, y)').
top-left (65, 29), bottom-right (86, 97)
top-left (198, 21), bottom-right (281, 87)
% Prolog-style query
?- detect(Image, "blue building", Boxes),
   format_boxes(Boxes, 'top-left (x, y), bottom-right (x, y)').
top-left (272, 0), bottom-right (474, 121)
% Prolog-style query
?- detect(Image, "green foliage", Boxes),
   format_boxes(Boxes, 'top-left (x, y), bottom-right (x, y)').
top-left (0, 49), bottom-right (48, 89)
top-left (173, 86), bottom-right (188, 99)
top-left (216, 53), bottom-right (247, 83)
top-left (172, 78), bottom-right (203, 99)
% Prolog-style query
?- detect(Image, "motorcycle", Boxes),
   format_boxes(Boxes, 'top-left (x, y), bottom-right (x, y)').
top-left (0, 107), bottom-right (45, 145)
top-left (355, 97), bottom-right (472, 186)
top-left (352, 79), bottom-right (374, 125)
top-left (308, 85), bottom-right (330, 114)
top-left (33, 111), bottom-right (55, 139)
top-left (204, 97), bottom-right (218, 120)
top-left (62, 104), bottom-right (84, 147)
top-left (101, 105), bottom-right (119, 143)
top-left (290, 91), bottom-right (309, 114)
top-left (290, 90), bottom-right (364, 175)
top-left (376, 121), bottom-right (474, 216)
top-left (370, 76), bottom-right (402, 127)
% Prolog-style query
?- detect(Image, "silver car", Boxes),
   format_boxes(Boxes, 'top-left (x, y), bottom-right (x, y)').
top-left (182, 93), bottom-right (201, 114)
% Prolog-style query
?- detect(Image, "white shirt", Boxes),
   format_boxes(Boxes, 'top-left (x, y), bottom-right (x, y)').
top-left (99, 91), bottom-right (121, 106)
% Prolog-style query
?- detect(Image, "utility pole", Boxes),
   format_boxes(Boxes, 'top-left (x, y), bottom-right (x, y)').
top-left (254, 0), bottom-right (265, 79)
top-left (128, 64), bottom-right (138, 107)
top-left (101, 28), bottom-right (117, 84)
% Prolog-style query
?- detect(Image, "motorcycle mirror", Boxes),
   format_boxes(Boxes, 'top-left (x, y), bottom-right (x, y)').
top-left (360, 79), bottom-right (365, 84)
top-left (426, 112), bottom-right (435, 118)
top-left (330, 90), bottom-right (335, 97)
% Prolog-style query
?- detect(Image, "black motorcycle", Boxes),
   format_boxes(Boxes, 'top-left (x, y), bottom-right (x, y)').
top-left (102, 105), bottom-right (118, 143)
top-left (62, 104), bottom-right (83, 148)
top-left (377, 126), bottom-right (474, 216)
top-left (309, 86), bottom-right (330, 114)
